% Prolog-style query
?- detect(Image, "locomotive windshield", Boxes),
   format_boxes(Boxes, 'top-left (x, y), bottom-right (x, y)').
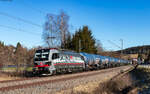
top-left (52, 53), bottom-right (59, 60)
top-left (34, 49), bottom-right (50, 61)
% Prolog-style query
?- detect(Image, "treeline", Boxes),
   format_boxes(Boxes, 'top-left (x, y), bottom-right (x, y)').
top-left (117, 45), bottom-right (150, 54)
top-left (0, 42), bottom-right (36, 67)
top-left (117, 45), bottom-right (150, 63)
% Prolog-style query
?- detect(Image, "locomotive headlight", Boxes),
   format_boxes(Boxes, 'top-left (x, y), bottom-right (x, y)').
top-left (40, 62), bottom-right (43, 66)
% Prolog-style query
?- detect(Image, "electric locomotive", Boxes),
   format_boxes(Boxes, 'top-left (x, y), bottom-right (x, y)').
top-left (32, 48), bottom-right (85, 75)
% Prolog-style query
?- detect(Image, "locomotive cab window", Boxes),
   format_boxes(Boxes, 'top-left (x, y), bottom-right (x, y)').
top-left (52, 53), bottom-right (59, 60)
top-left (60, 55), bottom-right (66, 60)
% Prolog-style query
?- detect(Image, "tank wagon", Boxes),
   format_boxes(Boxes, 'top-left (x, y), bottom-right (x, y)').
top-left (33, 48), bottom-right (129, 75)
top-left (80, 52), bottom-right (129, 70)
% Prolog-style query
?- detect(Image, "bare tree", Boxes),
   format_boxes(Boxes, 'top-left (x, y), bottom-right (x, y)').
top-left (43, 10), bottom-right (69, 48)
top-left (43, 14), bottom-right (61, 48)
top-left (14, 42), bottom-right (24, 73)
top-left (59, 11), bottom-right (69, 48)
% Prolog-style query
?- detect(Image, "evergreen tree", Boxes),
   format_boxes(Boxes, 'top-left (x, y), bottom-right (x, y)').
top-left (64, 32), bottom-right (72, 50)
top-left (72, 26), bottom-right (97, 54)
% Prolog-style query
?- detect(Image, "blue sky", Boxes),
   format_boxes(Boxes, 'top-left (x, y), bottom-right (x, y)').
top-left (0, 0), bottom-right (150, 51)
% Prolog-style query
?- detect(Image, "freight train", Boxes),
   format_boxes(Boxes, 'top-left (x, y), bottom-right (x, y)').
top-left (32, 48), bottom-right (130, 75)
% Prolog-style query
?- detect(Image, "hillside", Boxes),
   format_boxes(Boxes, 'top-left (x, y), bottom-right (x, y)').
top-left (117, 45), bottom-right (150, 54)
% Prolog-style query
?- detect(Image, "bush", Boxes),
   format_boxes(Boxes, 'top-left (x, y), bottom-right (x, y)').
top-left (93, 74), bottom-right (133, 94)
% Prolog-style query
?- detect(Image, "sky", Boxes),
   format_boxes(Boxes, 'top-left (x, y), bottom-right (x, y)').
top-left (0, 0), bottom-right (150, 51)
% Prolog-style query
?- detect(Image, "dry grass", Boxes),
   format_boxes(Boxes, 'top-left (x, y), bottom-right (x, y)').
top-left (93, 80), bottom-right (122, 94)
top-left (68, 73), bottom-right (134, 94)
top-left (93, 74), bottom-right (134, 94)
top-left (0, 67), bottom-right (34, 78)
top-left (0, 72), bottom-right (19, 81)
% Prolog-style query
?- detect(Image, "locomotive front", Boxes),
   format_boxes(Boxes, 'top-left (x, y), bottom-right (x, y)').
top-left (32, 48), bottom-right (58, 75)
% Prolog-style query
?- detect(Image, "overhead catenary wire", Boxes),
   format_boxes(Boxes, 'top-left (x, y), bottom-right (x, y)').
top-left (0, 24), bottom-right (41, 36)
top-left (0, 11), bottom-right (42, 28)
top-left (107, 40), bottom-right (122, 49)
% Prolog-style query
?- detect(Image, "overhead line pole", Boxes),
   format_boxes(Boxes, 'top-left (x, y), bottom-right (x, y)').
top-left (107, 39), bottom-right (124, 58)
top-left (79, 39), bottom-right (81, 52)
top-left (120, 39), bottom-right (123, 55)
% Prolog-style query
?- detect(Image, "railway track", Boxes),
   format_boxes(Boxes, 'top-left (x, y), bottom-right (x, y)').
top-left (0, 65), bottom-right (133, 94)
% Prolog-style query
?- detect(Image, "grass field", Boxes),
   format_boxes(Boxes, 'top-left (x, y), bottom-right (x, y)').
top-left (1, 66), bottom-right (32, 72)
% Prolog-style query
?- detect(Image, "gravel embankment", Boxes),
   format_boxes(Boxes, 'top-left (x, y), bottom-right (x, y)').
top-left (0, 65), bottom-right (133, 94)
